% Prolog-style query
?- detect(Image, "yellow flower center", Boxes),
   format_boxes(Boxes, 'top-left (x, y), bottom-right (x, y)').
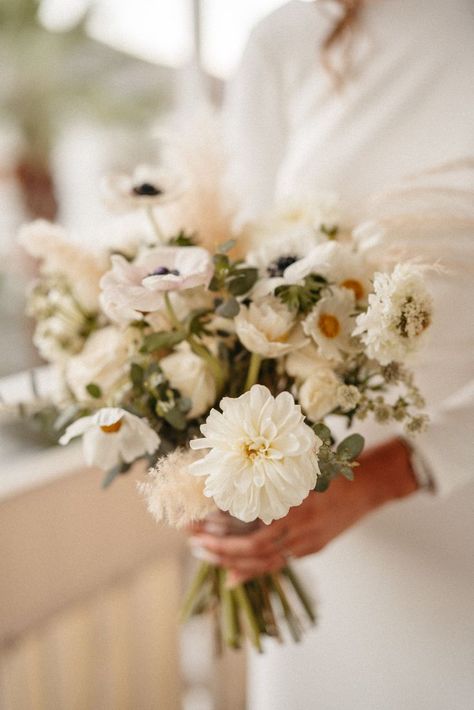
top-left (318, 313), bottom-right (340, 338)
top-left (341, 278), bottom-right (364, 301)
top-left (100, 419), bottom-right (123, 434)
top-left (243, 439), bottom-right (269, 460)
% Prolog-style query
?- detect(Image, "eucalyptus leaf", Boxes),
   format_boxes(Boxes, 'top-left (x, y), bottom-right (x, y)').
top-left (163, 406), bottom-right (187, 430)
top-left (228, 268), bottom-right (258, 296)
top-left (339, 465), bottom-right (354, 481)
top-left (217, 239), bottom-right (236, 254)
top-left (336, 433), bottom-right (365, 461)
top-left (314, 476), bottom-right (330, 493)
top-left (130, 363), bottom-right (144, 387)
top-left (141, 330), bottom-right (185, 352)
top-left (216, 297), bottom-right (240, 318)
top-left (312, 422), bottom-right (332, 443)
top-left (86, 383), bottom-right (102, 399)
top-left (101, 461), bottom-right (131, 489)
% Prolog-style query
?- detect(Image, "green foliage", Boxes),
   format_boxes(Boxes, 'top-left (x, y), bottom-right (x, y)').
top-left (216, 297), bottom-right (240, 318)
top-left (314, 432), bottom-right (365, 493)
top-left (320, 224), bottom-right (339, 239)
top-left (275, 274), bottom-right (329, 314)
top-left (209, 253), bottom-right (258, 297)
top-left (167, 230), bottom-right (197, 247)
top-left (101, 461), bottom-right (132, 489)
top-left (86, 383), bottom-right (102, 399)
top-left (141, 330), bottom-right (185, 353)
top-left (336, 433), bottom-right (365, 461)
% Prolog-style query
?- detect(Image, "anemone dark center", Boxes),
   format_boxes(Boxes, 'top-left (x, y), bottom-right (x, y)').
top-left (150, 266), bottom-right (180, 276)
top-left (267, 254), bottom-right (298, 277)
top-left (133, 182), bottom-right (163, 196)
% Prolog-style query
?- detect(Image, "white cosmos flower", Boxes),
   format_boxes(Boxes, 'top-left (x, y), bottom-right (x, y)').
top-left (353, 263), bottom-right (433, 365)
top-left (101, 165), bottom-right (186, 212)
top-left (303, 288), bottom-right (357, 362)
top-left (234, 296), bottom-right (308, 358)
top-left (59, 408), bottom-right (160, 471)
top-left (189, 385), bottom-right (321, 524)
top-left (160, 342), bottom-right (217, 419)
top-left (284, 241), bottom-right (372, 303)
top-left (298, 368), bottom-right (342, 421)
top-left (100, 246), bottom-right (214, 323)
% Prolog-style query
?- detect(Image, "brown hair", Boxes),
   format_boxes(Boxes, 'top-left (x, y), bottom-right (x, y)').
top-left (320, 0), bottom-right (365, 85)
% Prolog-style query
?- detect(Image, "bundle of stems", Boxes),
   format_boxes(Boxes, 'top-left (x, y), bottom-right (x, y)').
top-left (181, 561), bottom-right (316, 652)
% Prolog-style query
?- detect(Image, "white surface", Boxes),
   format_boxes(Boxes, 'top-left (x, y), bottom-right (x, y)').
top-left (224, 1), bottom-right (474, 708)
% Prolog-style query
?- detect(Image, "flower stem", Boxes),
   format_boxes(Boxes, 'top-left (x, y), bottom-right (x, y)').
top-left (234, 584), bottom-right (263, 653)
top-left (282, 564), bottom-right (316, 624)
top-left (146, 205), bottom-right (165, 243)
top-left (269, 573), bottom-right (302, 642)
top-left (180, 562), bottom-right (212, 622)
top-left (163, 291), bottom-right (182, 330)
top-left (244, 352), bottom-right (262, 392)
top-left (188, 334), bottom-right (226, 394)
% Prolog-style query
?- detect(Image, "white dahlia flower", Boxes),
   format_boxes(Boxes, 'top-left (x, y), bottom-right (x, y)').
top-left (303, 288), bottom-right (357, 362)
top-left (60, 408), bottom-right (160, 471)
top-left (235, 296), bottom-right (308, 358)
top-left (100, 246), bottom-right (214, 323)
top-left (189, 385), bottom-right (321, 524)
top-left (354, 263), bottom-right (433, 365)
top-left (101, 165), bottom-right (186, 211)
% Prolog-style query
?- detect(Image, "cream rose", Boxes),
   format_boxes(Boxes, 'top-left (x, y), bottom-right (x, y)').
top-left (159, 343), bottom-right (217, 419)
top-left (234, 296), bottom-right (308, 358)
top-left (298, 368), bottom-right (341, 421)
top-left (65, 326), bottom-right (134, 402)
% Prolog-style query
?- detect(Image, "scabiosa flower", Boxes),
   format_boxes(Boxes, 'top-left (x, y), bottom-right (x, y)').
top-left (101, 165), bottom-right (185, 211)
top-left (140, 448), bottom-right (216, 528)
top-left (234, 296), bottom-right (308, 358)
top-left (353, 263), bottom-right (433, 365)
top-left (59, 408), bottom-right (160, 471)
top-left (189, 385), bottom-right (322, 525)
top-left (303, 288), bottom-right (357, 362)
top-left (100, 246), bottom-right (214, 323)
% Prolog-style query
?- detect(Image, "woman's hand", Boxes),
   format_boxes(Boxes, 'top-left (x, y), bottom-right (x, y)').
top-left (188, 438), bottom-right (418, 586)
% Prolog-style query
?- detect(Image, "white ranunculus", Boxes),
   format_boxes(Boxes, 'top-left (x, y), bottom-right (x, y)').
top-left (65, 326), bottom-right (135, 403)
top-left (100, 246), bottom-right (214, 323)
top-left (19, 220), bottom-right (105, 312)
top-left (285, 343), bottom-right (334, 381)
top-left (101, 164), bottom-right (186, 212)
top-left (59, 408), bottom-right (160, 471)
top-left (353, 263), bottom-right (433, 365)
top-left (234, 296), bottom-right (308, 358)
top-left (298, 368), bottom-right (341, 421)
top-left (160, 343), bottom-right (217, 419)
top-left (284, 241), bottom-right (372, 303)
top-left (303, 288), bottom-right (357, 362)
top-left (190, 385), bottom-right (322, 524)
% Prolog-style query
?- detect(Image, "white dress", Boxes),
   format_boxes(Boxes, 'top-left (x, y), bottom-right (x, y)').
top-left (224, 2), bottom-right (474, 709)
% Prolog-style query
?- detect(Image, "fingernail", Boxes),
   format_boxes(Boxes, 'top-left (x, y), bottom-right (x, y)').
top-left (190, 546), bottom-right (220, 565)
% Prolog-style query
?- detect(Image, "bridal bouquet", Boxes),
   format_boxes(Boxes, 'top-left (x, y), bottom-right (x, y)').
top-left (17, 162), bottom-right (432, 651)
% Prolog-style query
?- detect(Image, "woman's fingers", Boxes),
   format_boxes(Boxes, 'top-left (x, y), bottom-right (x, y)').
top-left (190, 520), bottom-right (290, 559)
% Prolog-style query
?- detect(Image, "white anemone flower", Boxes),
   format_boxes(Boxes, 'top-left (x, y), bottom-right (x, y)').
top-left (353, 263), bottom-right (433, 365)
top-left (303, 288), bottom-right (357, 362)
top-left (234, 296), bottom-right (308, 358)
top-left (285, 241), bottom-right (372, 303)
top-left (59, 408), bottom-right (160, 471)
top-left (100, 246), bottom-right (214, 323)
top-left (101, 164), bottom-right (186, 211)
top-left (190, 385), bottom-right (321, 524)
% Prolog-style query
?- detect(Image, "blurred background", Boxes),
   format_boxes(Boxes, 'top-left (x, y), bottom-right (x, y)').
top-left (0, 2), bottom-right (288, 708)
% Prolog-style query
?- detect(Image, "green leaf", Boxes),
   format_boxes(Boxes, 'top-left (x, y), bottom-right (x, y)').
top-left (216, 297), bottom-right (240, 318)
top-left (167, 230), bottom-right (197, 247)
top-left (312, 422), bottom-right (332, 443)
top-left (314, 476), bottom-right (330, 493)
top-left (227, 267), bottom-right (258, 296)
top-left (130, 363), bottom-right (144, 387)
top-left (320, 224), bottom-right (339, 239)
top-left (217, 239), bottom-right (236, 254)
top-left (336, 433), bottom-right (365, 461)
top-left (339, 465), bottom-right (354, 481)
top-left (86, 383), bottom-right (102, 399)
top-left (141, 330), bottom-right (185, 352)
top-left (163, 406), bottom-right (187, 430)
